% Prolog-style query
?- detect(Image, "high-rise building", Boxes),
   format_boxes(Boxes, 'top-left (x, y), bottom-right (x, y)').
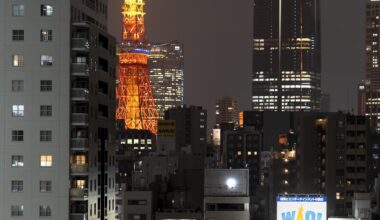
top-left (359, 0), bottom-right (380, 131)
top-left (252, 0), bottom-right (321, 111)
top-left (215, 96), bottom-right (238, 127)
top-left (0, 0), bottom-right (117, 220)
top-left (149, 42), bottom-right (184, 119)
top-left (296, 113), bottom-right (371, 217)
top-left (116, 0), bottom-right (159, 134)
top-left (240, 111), bottom-right (375, 218)
top-left (164, 106), bottom-right (207, 155)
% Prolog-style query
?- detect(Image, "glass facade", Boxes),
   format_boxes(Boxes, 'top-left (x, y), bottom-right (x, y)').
top-left (149, 42), bottom-right (184, 118)
top-left (252, 0), bottom-right (321, 111)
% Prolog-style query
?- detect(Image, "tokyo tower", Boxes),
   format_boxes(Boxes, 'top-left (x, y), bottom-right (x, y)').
top-left (116, 0), bottom-right (158, 134)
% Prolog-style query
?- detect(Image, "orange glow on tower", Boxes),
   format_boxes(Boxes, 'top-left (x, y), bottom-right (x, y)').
top-left (116, 0), bottom-right (158, 134)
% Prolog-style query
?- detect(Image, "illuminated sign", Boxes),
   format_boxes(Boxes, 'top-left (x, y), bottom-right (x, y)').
top-left (277, 196), bottom-right (327, 220)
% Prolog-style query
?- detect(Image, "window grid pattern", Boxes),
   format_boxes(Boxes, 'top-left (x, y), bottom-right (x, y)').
top-left (11, 155), bottom-right (24, 167)
top-left (12, 30), bottom-right (24, 41)
top-left (12, 130), bottom-right (24, 141)
top-left (40, 130), bottom-right (52, 142)
top-left (11, 181), bottom-right (23, 192)
top-left (40, 105), bottom-right (52, 117)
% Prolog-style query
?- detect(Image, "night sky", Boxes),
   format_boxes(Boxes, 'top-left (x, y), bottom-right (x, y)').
top-left (109, 0), bottom-right (366, 126)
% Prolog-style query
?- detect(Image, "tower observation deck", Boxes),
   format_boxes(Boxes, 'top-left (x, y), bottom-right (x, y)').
top-left (116, 0), bottom-right (158, 134)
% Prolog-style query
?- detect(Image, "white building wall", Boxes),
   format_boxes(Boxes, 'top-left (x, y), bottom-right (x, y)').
top-left (204, 197), bottom-right (250, 220)
top-left (0, 0), bottom-right (70, 219)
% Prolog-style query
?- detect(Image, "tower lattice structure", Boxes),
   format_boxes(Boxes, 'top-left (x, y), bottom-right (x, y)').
top-left (116, 0), bottom-right (158, 134)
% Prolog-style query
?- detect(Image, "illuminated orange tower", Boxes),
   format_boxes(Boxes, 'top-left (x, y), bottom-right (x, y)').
top-left (116, 0), bottom-right (158, 134)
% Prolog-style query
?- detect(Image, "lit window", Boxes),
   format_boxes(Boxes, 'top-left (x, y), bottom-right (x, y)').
top-left (134, 139), bottom-right (139, 144)
top-left (40, 130), bottom-right (52, 142)
top-left (247, 151), bottom-right (252, 156)
top-left (12, 130), bottom-right (24, 141)
top-left (40, 181), bottom-right (52, 192)
top-left (336, 192), bottom-right (340, 200)
top-left (141, 139), bottom-right (146, 145)
top-left (12, 4), bottom-right (24, 17)
top-left (237, 151), bottom-right (242, 156)
top-left (147, 139), bottom-right (152, 145)
top-left (11, 205), bottom-right (24, 217)
top-left (39, 205), bottom-right (52, 217)
top-left (40, 105), bottom-right (52, 117)
top-left (12, 105), bottom-right (24, 117)
top-left (40, 80), bottom-right (52, 92)
top-left (12, 80), bottom-right (24, 92)
top-left (127, 139), bottom-right (132, 144)
top-left (11, 155), bottom-right (24, 167)
top-left (284, 180), bottom-right (288, 185)
top-left (12, 30), bottom-right (24, 41)
top-left (74, 155), bottom-right (86, 165)
top-left (75, 180), bottom-right (86, 189)
top-left (41, 5), bottom-right (53, 16)
top-left (40, 29), bottom-right (52, 42)
top-left (12, 55), bottom-right (24, 67)
top-left (284, 169), bottom-right (289, 174)
top-left (40, 155), bottom-right (53, 167)
top-left (40, 55), bottom-right (53, 66)
top-left (11, 180), bottom-right (23, 192)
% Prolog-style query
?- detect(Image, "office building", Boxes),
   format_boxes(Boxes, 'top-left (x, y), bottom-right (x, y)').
top-left (240, 111), bottom-right (374, 217)
top-left (0, 0), bottom-right (117, 220)
top-left (149, 42), bottom-right (184, 119)
top-left (223, 128), bottom-right (261, 191)
top-left (123, 191), bottom-right (152, 220)
top-left (296, 113), bottom-right (371, 217)
top-left (252, 0), bottom-right (321, 111)
top-left (164, 106), bottom-right (207, 155)
top-left (358, 1), bottom-right (380, 131)
top-left (204, 169), bottom-right (250, 220)
top-left (215, 96), bottom-right (238, 127)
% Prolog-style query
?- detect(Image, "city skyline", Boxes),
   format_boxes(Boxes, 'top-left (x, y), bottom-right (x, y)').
top-left (1, 0), bottom-right (379, 220)
top-left (109, 0), bottom-right (366, 122)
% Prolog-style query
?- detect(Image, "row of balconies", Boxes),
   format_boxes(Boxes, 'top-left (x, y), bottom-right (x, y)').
top-left (72, 88), bottom-right (89, 101)
top-left (71, 164), bottom-right (89, 174)
top-left (70, 214), bottom-right (87, 220)
top-left (70, 188), bottom-right (88, 200)
top-left (72, 38), bottom-right (90, 51)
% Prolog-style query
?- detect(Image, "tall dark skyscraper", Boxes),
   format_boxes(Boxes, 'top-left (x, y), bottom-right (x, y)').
top-left (252, 0), bottom-right (321, 111)
top-left (359, 0), bottom-right (380, 131)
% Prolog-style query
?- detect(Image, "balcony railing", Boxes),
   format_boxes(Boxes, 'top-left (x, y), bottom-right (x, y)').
top-left (72, 38), bottom-right (90, 51)
top-left (70, 213), bottom-right (88, 220)
top-left (71, 63), bottom-right (90, 76)
top-left (71, 88), bottom-right (89, 101)
top-left (71, 164), bottom-right (89, 174)
top-left (70, 188), bottom-right (88, 200)
top-left (71, 113), bottom-right (89, 126)
top-left (71, 138), bottom-right (89, 151)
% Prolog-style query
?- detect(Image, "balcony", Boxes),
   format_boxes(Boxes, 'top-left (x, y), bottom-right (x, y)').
top-left (71, 63), bottom-right (90, 76)
top-left (72, 38), bottom-right (90, 51)
top-left (70, 214), bottom-right (87, 220)
top-left (71, 113), bottom-right (89, 126)
top-left (71, 88), bottom-right (89, 101)
top-left (71, 164), bottom-right (89, 175)
top-left (71, 138), bottom-right (89, 151)
top-left (70, 188), bottom-right (88, 201)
